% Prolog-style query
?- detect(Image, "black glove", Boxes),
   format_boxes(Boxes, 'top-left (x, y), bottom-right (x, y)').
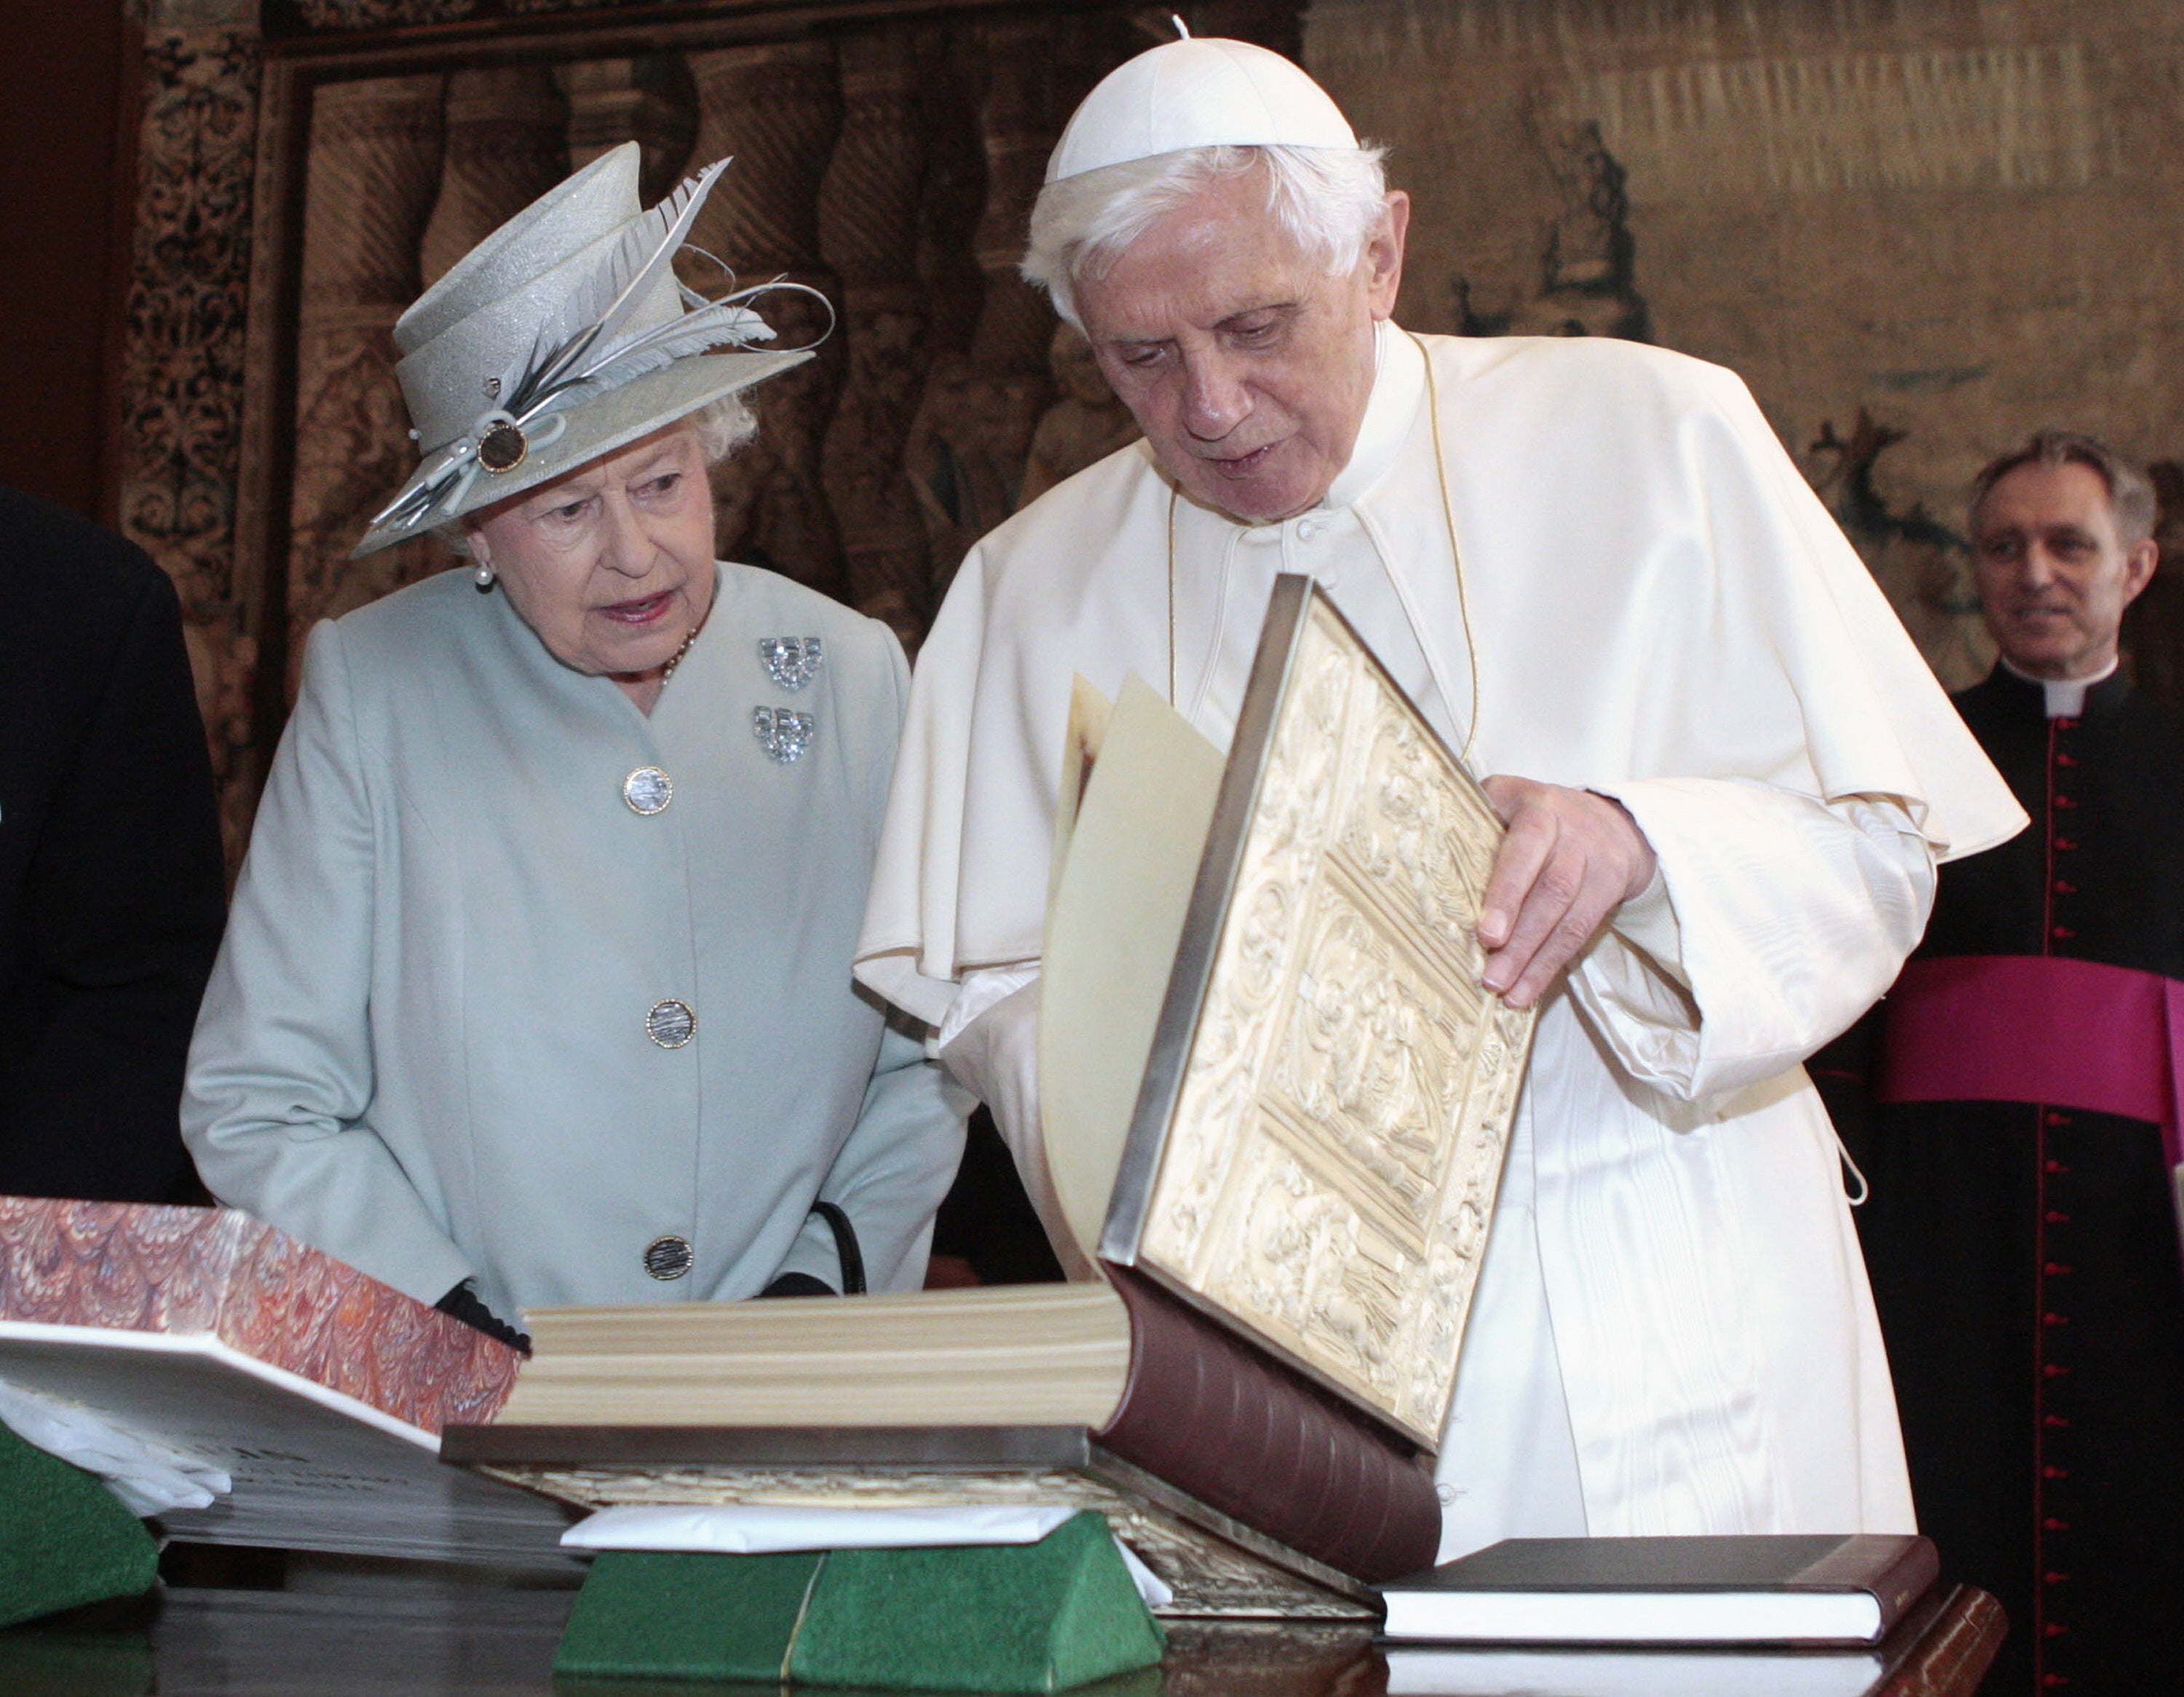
top-left (435, 1280), bottom-right (531, 1354)
top-left (759, 1271), bottom-right (836, 1298)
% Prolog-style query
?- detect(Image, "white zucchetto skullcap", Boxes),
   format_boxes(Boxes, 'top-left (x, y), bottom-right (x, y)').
top-left (1045, 36), bottom-right (1358, 184)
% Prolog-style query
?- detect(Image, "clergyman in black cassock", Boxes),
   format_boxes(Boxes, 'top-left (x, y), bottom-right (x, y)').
top-left (1825, 435), bottom-right (2184, 1697)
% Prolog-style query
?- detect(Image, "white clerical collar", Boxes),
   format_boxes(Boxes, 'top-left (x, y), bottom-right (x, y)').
top-left (1322, 321), bottom-right (1426, 510)
top-left (2000, 653), bottom-right (2118, 718)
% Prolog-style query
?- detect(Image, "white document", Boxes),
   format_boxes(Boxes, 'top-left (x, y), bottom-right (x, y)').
top-left (0, 1327), bottom-right (578, 1567)
top-left (0, 1373), bottom-right (231, 1516)
top-left (561, 1503), bottom-right (1175, 1607)
top-left (562, 1503), bottom-right (1077, 1554)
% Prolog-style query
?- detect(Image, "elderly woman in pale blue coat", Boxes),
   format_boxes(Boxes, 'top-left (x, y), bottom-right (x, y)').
top-left (184, 146), bottom-right (967, 1340)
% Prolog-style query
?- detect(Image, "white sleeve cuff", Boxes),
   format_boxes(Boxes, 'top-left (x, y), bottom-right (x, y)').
top-left (1608, 859), bottom-right (1689, 989)
top-left (935, 963), bottom-right (1042, 1052)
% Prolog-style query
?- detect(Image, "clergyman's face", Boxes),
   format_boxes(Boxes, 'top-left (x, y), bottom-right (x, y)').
top-left (1073, 167), bottom-right (1408, 526)
top-left (466, 422), bottom-right (717, 686)
top-left (1971, 460), bottom-right (2157, 681)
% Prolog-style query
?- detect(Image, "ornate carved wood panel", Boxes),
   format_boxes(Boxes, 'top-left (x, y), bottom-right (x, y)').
top-left (419, 66), bottom-right (569, 287)
top-left (119, 0), bottom-right (1304, 864)
top-left (817, 28), bottom-right (930, 646)
top-left (285, 74), bottom-right (444, 694)
top-left (684, 37), bottom-right (848, 601)
top-left (554, 55), bottom-right (695, 199)
top-left (122, 13), bottom-right (265, 864)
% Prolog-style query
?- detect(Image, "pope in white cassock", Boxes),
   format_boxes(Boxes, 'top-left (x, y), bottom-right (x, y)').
top-left (854, 36), bottom-right (2026, 1559)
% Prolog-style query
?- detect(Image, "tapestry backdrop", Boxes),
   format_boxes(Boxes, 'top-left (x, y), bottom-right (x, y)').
top-left (1307, 0), bottom-right (2184, 695)
top-left (114, 1), bottom-right (2184, 865)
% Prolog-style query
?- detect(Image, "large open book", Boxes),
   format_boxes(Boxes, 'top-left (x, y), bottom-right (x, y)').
top-left (449, 579), bottom-right (1536, 1615)
top-left (0, 1197), bottom-right (579, 1567)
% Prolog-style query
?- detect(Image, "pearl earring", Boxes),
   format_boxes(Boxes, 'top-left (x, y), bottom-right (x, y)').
top-left (473, 561), bottom-right (496, 590)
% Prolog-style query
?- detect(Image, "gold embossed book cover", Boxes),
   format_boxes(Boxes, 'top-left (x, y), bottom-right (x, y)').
top-left (1053, 575), bottom-right (1535, 1449)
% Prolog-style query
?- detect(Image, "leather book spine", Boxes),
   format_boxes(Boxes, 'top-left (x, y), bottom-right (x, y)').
top-left (1800, 1536), bottom-right (1942, 1635)
top-left (1093, 1265), bottom-right (1441, 1583)
top-left (1867, 1539), bottom-right (1942, 1636)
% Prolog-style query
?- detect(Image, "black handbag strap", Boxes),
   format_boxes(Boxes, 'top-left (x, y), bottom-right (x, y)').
top-left (809, 1200), bottom-right (866, 1296)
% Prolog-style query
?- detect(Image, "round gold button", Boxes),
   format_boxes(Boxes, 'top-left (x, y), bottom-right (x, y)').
top-left (623, 767), bottom-right (673, 815)
top-left (646, 999), bottom-right (695, 1048)
top-left (644, 1235), bottom-right (694, 1281)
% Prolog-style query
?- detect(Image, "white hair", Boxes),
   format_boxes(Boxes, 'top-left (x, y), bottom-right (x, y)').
top-left (688, 390), bottom-right (759, 465)
top-left (1021, 143), bottom-right (1392, 328)
top-left (438, 392), bottom-right (755, 556)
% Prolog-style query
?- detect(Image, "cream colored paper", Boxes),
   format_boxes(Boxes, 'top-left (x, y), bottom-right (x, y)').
top-left (1044, 673), bottom-right (1117, 914)
top-left (506, 1284), bottom-right (1134, 1428)
top-left (1040, 675), bottom-right (1225, 1260)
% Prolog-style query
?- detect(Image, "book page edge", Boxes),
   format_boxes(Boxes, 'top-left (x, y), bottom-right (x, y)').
top-left (0, 1321), bottom-right (440, 1453)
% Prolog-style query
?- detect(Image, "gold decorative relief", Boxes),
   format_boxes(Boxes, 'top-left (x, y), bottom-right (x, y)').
top-left (1139, 599), bottom-right (1535, 1446)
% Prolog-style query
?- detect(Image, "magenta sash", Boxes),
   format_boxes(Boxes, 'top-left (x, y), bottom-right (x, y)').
top-left (1878, 954), bottom-right (2184, 1170)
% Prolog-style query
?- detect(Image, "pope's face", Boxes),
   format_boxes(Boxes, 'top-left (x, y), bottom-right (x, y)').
top-left (1074, 167), bottom-right (1408, 525)
top-left (1972, 459), bottom-right (2157, 681)
top-left (467, 422), bottom-right (717, 695)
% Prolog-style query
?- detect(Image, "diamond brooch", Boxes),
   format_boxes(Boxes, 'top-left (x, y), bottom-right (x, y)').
top-left (753, 707), bottom-right (815, 764)
top-left (760, 636), bottom-right (823, 692)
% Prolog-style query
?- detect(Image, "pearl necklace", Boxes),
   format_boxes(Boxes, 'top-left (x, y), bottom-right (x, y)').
top-left (660, 622), bottom-right (700, 682)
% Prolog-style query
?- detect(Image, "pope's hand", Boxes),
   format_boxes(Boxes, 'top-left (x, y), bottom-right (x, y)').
top-left (1476, 777), bottom-right (1658, 1009)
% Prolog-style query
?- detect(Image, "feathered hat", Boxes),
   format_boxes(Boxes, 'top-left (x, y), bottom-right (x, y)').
top-left (352, 143), bottom-right (812, 558)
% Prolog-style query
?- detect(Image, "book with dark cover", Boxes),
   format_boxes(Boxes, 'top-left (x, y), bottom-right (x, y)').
top-left (1097, 1269), bottom-right (1439, 1583)
top-left (1379, 1534), bottom-right (1941, 1645)
top-left (1383, 1584), bottom-right (2003, 1697)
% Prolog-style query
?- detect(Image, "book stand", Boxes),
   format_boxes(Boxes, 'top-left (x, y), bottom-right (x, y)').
top-left (551, 1510), bottom-right (1165, 1692)
top-left (0, 1422), bottom-right (157, 1629)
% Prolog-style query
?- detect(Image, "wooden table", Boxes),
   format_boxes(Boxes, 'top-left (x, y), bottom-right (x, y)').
top-left (0, 1571), bottom-right (2001, 1696)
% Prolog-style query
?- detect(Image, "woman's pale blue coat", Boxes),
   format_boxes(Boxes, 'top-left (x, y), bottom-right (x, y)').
top-left (184, 563), bottom-right (967, 1321)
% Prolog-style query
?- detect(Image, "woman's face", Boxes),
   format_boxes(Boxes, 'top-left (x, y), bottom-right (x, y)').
top-left (466, 422), bottom-right (716, 690)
